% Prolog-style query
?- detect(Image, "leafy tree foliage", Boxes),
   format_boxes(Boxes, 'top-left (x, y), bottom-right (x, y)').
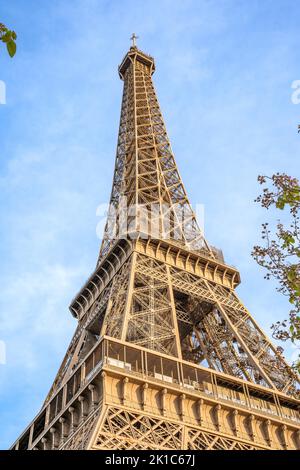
top-left (252, 174), bottom-right (300, 371)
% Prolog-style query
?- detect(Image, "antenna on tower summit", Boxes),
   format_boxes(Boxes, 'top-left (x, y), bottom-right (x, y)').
top-left (130, 32), bottom-right (139, 47)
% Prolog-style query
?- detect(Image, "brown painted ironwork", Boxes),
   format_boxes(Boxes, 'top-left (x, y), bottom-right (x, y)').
top-left (11, 43), bottom-right (300, 451)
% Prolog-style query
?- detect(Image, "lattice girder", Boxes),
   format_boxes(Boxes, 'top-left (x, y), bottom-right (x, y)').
top-left (47, 239), bottom-right (300, 405)
top-left (98, 47), bottom-right (212, 262)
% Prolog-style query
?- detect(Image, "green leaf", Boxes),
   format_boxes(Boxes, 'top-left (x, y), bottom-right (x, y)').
top-left (7, 40), bottom-right (16, 57)
top-left (1, 31), bottom-right (11, 43)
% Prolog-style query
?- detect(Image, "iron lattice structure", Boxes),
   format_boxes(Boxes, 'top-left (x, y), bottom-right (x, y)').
top-left (12, 45), bottom-right (300, 451)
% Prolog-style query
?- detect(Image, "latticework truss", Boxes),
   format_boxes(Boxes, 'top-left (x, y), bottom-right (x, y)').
top-left (11, 45), bottom-right (300, 451)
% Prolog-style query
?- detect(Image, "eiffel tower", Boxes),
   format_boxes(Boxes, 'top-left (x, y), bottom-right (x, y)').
top-left (12, 39), bottom-right (300, 451)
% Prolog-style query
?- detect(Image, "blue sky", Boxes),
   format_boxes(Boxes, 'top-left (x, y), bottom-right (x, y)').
top-left (0, 0), bottom-right (299, 449)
